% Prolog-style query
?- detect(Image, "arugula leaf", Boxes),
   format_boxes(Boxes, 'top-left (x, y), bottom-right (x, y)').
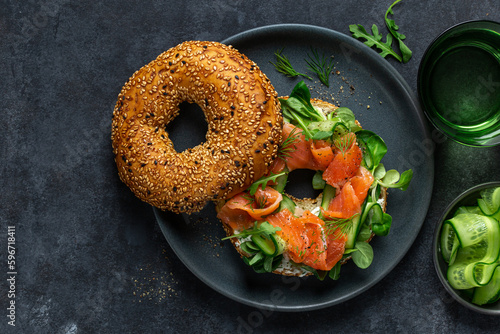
top-left (248, 171), bottom-right (288, 196)
top-left (349, 24), bottom-right (402, 62)
top-left (385, 0), bottom-right (412, 63)
top-left (350, 0), bottom-right (412, 63)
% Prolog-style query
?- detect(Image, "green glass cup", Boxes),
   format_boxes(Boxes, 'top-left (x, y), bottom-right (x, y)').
top-left (418, 20), bottom-right (500, 146)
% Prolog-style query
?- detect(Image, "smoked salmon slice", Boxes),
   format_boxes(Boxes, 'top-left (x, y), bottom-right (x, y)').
top-left (219, 192), bottom-right (349, 271)
top-left (267, 209), bottom-right (346, 271)
top-left (350, 166), bottom-right (374, 202)
top-left (217, 198), bottom-right (255, 231)
top-left (322, 133), bottom-right (363, 189)
top-left (281, 123), bottom-right (316, 171)
top-left (322, 166), bottom-right (374, 220)
top-left (322, 181), bottom-right (361, 219)
top-left (217, 187), bottom-right (282, 231)
top-left (310, 139), bottom-right (334, 170)
top-left (325, 228), bottom-right (348, 270)
top-left (218, 121), bottom-right (373, 273)
top-left (278, 123), bottom-right (334, 171)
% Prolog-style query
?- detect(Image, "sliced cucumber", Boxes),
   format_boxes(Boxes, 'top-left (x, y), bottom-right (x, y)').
top-left (279, 195), bottom-right (296, 214)
top-left (272, 168), bottom-right (289, 193)
top-left (312, 171), bottom-right (326, 190)
top-left (443, 214), bottom-right (500, 290)
top-left (251, 234), bottom-right (276, 257)
top-left (472, 267), bottom-right (500, 305)
top-left (320, 184), bottom-right (336, 211)
top-left (454, 206), bottom-right (483, 216)
top-left (440, 222), bottom-right (459, 264)
top-left (478, 187), bottom-right (500, 216)
top-left (307, 120), bottom-right (337, 132)
top-left (251, 233), bottom-right (284, 257)
top-left (331, 122), bottom-right (350, 139)
top-left (345, 214), bottom-right (362, 249)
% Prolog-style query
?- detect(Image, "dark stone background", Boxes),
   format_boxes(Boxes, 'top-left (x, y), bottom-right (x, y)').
top-left (2, 0), bottom-right (500, 333)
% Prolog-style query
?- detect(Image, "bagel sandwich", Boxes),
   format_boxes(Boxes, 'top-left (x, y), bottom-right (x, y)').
top-left (216, 81), bottom-right (412, 279)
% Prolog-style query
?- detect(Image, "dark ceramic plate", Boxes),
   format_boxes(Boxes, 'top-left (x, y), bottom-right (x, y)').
top-left (153, 24), bottom-right (434, 311)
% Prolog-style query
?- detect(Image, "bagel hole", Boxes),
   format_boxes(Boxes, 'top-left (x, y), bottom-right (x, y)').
top-left (166, 102), bottom-right (208, 152)
top-left (284, 169), bottom-right (322, 200)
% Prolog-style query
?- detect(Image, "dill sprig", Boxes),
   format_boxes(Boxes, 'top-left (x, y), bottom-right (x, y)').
top-left (243, 192), bottom-right (268, 210)
top-left (333, 133), bottom-right (355, 157)
top-left (270, 48), bottom-right (312, 80)
top-left (325, 214), bottom-right (358, 238)
top-left (278, 126), bottom-right (300, 161)
top-left (305, 47), bottom-right (334, 87)
top-left (294, 245), bottom-right (306, 259)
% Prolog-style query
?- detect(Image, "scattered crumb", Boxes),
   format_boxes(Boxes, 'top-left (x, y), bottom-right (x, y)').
top-left (132, 252), bottom-right (180, 303)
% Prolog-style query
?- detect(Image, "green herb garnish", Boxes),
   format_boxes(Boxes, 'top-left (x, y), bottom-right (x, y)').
top-left (349, 24), bottom-right (402, 62)
top-left (355, 129), bottom-right (413, 192)
top-left (224, 222), bottom-right (284, 273)
top-left (248, 171), bottom-right (288, 196)
top-left (351, 242), bottom-right (374, 269)
top-left (349, 0), bottom-right (412, 63)
top-left (270, 48), bottom-right (312, 80)
top-left (325, 214), bottom-right (358, 238)
top-left (280, 81), bottom-right (327, 140)
top-left (242, 192), bottom-right (269, 210)
top-left (278, 126), bottom-right (300, 161)
top-left (305, 47), bottom-right (334, 87)
top-left (385, 0), bottom-right (412, 63)
top-left (222, 221), bottom-right (281, 240)
top-left (373, 164), bottom-right (413, 191)
top-left (333, 133), bottom-right (355, 157)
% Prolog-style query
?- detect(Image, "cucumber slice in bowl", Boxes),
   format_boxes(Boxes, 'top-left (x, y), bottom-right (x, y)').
top-left (433, 182), bottom-right (500, 315)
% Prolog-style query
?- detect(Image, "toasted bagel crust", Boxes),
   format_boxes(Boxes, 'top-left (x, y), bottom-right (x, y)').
top-left (112, 41), bottom-right (282, 213)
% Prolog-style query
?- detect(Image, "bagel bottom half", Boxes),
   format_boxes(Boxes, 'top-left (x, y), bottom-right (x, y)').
top-left (216, 98), bottom-right (388, 277)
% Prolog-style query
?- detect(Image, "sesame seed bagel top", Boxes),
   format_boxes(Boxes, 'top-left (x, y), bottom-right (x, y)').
top-left (111, 41), bottom-right (283, 213)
